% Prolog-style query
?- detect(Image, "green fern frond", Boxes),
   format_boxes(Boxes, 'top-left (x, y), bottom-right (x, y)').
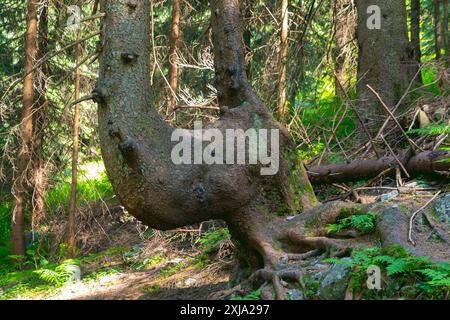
top-left (407, 124), bottom-right (450, 136)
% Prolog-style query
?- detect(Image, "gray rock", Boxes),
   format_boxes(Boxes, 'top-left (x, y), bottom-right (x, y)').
top-left (287, 289), bottom-right (304, 300)
top-left (65, 265), bottom-right (82, 282)
top-left (434, 193), bottom-right (450, 224)
top-left (184, 278), bottom-right (197, 286)
top-left (377, 191), bottom-right (399, 203)
top-left (317, 258), bottom-right (351, 300)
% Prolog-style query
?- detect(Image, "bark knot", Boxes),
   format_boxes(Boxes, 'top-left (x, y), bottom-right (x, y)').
top-left (121, 53), bottom-right (139, 64)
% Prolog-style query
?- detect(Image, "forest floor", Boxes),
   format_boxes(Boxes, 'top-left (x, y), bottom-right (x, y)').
top-left (1, 218), bottom-right (234, 300)
top-left (36, 250), bottom-right (230, 300)
top-left (1, 181), bottom-right (449, 300)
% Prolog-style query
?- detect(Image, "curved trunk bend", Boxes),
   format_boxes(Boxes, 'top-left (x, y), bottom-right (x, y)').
top-left (96, 2), bottom-right (317, 289)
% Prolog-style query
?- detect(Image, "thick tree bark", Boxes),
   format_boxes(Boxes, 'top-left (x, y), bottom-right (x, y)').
top-left (434, 0), bottom-right (442, 60)
top-left (97, 0), bottom-right (315, 229)
top-left (31, 0), bottom-right (48, 229)
top-left (11, 0), bottom-right (38, 256)
top-left (307, 150), bottom-right (450, 184)
top-left (355, 0), bottom-right (412, 136)
top-left (96, 0), bottom-right (326, 293)
top-left (410, 0), bottom-right (422, 83)
top-left (277, 0), bottom-right (289, 119)
top-left (67, 28), bottom-right (82, 258)
top-left (166, 0), bottom-right (180, 122)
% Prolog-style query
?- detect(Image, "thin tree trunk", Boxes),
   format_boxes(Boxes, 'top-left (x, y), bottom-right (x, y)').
top-left (434, 0), bottom-right (441, 60)
top-left (166, 0), bottom-right (180, 123)
top-left (411, 0), bottom-right (422, 83)
top-left (67, 28), bottom-right (82, 258)
top-left (334, 0), bottom-right (345, 96)
top-left (288, 0), bottom-right (314, 106)
top-left (442, 0), bottom-right (449, 62)
top-left (277, 0), bottom-right (289, 120)
top-left (334, 0), bottom-right (356, 96)
top-left (31, 0), bottom-right (48, 230)
top-left (11, 0), bottom-right (38, 256)
top-left (243, 0), bottom-right (253, 80)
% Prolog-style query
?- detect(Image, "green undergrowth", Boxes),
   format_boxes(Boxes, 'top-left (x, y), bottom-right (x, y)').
top-left (326, 213), bottom-right (377, 234)
top-left (324, 245), bottom-right (450, 299)
top-left (0, 259), bottom-right (81, 299)
top-left (407, 123), bottom-right (450, 136)
top-left (0, 202), bottom-right (12, 267)
top-left (194, 228), bottom-right (231, 269)
top-left (230, 289), bottom-right (262, 300)
top-left (0, 246), bottom-right (128, 299)
top-left (421, 65), bottom-right (443, 97)
top-left (0, 161), bottom-right (114, 268)
top-left (45, 161), bottom-right (114, 215)
top-left (296, 97), bottom-right (356, 161)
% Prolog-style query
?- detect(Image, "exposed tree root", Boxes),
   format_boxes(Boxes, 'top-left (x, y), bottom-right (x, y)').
top-left (215, 200), bottom-right (450, 300)
top-left (214, 201), bottom-right (368, 300)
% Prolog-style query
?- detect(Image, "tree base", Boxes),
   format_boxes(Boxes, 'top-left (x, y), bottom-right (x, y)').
top-left (212, 200), bottom-right (450, 300)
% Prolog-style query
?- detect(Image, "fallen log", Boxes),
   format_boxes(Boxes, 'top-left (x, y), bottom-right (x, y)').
top-left (307, 150), bottom-right (450, 184)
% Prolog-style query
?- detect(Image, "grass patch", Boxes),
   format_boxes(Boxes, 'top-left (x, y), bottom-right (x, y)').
top-left (157, 261), bottom-right (188, 279)
top-left (144, 284), bottom-right (161, 294)
top-left (44, 162), bottom-right (114, 215)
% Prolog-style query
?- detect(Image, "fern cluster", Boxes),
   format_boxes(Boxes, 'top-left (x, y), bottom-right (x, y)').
top-left (196, 228), bottom-right (230, 253)
top-left (325, 245), bottom-right (450, 299)
top-left (407, 123), bottom-right (450, 136)
top-left (230, 289), bottom-right (261, 300)
top-left (33, 261), bottom-right (79, 286)
top-left (326, 213), bottom-right (377, 234)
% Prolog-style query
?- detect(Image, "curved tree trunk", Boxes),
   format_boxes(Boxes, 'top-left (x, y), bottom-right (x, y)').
top-left (95, 0), bottom-right (447, 299)
top-left (97, 0), bottom-right (315, 229)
